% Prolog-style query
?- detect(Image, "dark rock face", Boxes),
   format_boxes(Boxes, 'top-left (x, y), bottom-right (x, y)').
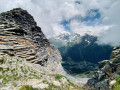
top-left (0, 8), bottom-right (62, 73)
top-left (86, 47), bottom-right (120, 90)
top-left (0, 8), bottom-right (49, 45)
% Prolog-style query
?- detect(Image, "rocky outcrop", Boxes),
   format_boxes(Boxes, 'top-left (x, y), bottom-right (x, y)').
top-left (86, 47), bottom-right (120, 90)
top-left (0, 8), bottom-right (85, 90)
top-left (0, 8), bottom-right (63, 74)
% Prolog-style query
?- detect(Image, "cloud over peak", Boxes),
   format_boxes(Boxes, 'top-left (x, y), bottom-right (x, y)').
top-left (0, 0), bottom-right (120, 46)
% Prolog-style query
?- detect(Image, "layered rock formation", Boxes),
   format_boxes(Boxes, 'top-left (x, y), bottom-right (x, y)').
top-left (0, 8), bottom-right (62, 74)
top-left (0, 8), bottom-right (83, 90)
top-left (86, 47), bottom-right (120, 90)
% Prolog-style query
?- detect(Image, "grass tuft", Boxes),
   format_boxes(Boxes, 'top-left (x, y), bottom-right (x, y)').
top-left (0, 57), bottom-right (5, 64)
top-left (20, 85), bottom-right (38, 90)
top-left (55, 74), bottom-right (63, 80)
top-left (113, 76), bottom-right (120, 90)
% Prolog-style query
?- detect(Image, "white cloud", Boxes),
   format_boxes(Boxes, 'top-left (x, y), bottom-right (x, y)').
top-left (96, 0), bottom-right (120, 46)
top-left (0, 0), bottom-right (120, 46)
top-left (70, 20), bottom-right (112, 36)
top-left (97, 26), bottom-right (120, 46)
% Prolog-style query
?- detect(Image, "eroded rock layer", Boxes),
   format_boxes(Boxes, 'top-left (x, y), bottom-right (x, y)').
top-left (0, 8), bottom-right (62, 73)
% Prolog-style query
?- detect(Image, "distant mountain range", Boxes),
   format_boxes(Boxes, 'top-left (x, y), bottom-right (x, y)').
top-left (49, 33), bottom-right (81, 48)
top-left (49, 33), bottom-right (113, 74)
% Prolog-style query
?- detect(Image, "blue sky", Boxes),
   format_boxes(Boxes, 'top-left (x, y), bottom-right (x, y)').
top-left (60, 19), bottom-right (71, 31)
top-left (61, 9), bottom-right (102, 32)
top-left (0, 0), bottom-right (120, 46)
top-left (81, 9), bottom-right (101, 25)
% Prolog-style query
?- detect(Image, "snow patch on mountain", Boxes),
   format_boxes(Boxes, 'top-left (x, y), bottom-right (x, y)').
top-left (49, 33), bottom-right (82, 48)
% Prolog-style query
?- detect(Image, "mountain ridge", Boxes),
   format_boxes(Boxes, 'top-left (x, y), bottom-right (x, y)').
top-left (50, 33), bottom-right (113, 74)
